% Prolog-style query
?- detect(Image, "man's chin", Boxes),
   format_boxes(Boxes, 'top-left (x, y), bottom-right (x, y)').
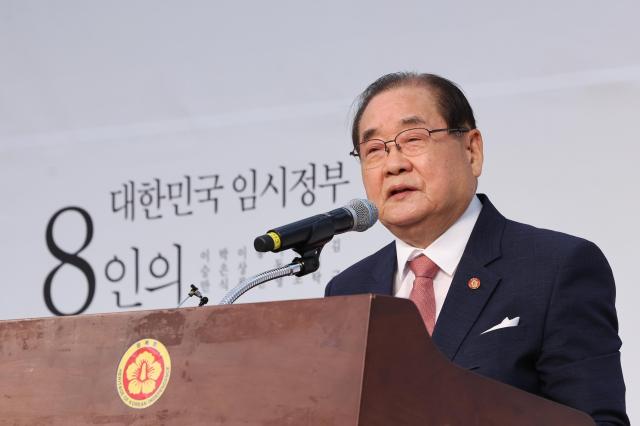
top-left (380, 211), bottom-right (427, 230)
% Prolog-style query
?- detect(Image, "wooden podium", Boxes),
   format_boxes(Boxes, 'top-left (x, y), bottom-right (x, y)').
top-left (0, 295), bottom-right (593, 425)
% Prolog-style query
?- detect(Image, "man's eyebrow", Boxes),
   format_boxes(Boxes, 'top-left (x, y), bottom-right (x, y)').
top-left (361, 127), bottom-right (378, 142)
top-left (401, 116), bottom-right (426, 126)
top-left (361, 116), bottom-right (427, 142)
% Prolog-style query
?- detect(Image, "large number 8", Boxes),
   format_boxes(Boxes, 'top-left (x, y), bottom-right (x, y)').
top-left (44, 207), bottom-right (95, 316)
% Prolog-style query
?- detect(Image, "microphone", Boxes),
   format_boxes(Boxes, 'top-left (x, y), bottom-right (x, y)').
top-left (253, 199), bottom-right (378, 253)
top-left (189, 284), bottom-right (209, 306)
top-left (177, 284), bottom-right (209, 307)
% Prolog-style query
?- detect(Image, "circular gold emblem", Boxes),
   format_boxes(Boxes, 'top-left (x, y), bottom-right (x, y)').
top-left (468, 277), bottom-right (481, 290)
top-left (116, 339), bottom-right (171, 409)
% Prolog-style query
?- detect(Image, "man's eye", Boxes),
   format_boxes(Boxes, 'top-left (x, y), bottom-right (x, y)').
top-left (405, 136), bottom-right (425, 143)
top-left (364, 144), bottom-right (384, 155)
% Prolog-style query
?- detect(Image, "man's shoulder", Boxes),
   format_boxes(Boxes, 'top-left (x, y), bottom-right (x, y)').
top-left (462, 195), bottom-right (608, 274)
top-left (478, 195), bottom-right (603, 258)
top-left (489, 215), bottom-right (613, 289)
top-left (501, 217), bottom-right (605, 261)
top-left (324, 242), bottom-right (395, 296)
top-left (337, 241), bottom-right (395, 276)
top-left (478, 194), bottom-right (598, 250)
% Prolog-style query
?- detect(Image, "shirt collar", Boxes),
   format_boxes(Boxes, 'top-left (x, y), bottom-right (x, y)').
top-left (395, 195), bottom-right (483, 279)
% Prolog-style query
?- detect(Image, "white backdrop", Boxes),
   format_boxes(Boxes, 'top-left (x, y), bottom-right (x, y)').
top-left (1, 1), bottom-right (638, 420)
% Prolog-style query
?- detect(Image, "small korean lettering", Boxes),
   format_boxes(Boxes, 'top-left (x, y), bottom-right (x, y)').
top-left (232, 169), bottom-right (257, 211)
top-left (200, 248), bottom-right (211, 293)
top-left (138, 178), bottom-right (166, 220)
top-left (194, 174), bottom-right (224, 213)
top-left (290, 163), bottom-right (317, 206)
top-left (318, 161), bottom-right (350, 203)
top-left (167, 175), bottom-right (194, 217)
top-left (111, 181), bottom-right (135, 221)
top-left (260, 166), bottom-right (287, 208)
top-left (219, 248), bottom-right (229, 290)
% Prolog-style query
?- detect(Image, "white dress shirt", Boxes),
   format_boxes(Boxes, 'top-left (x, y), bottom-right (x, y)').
top-left (394, 195), bottom-right (483, 320)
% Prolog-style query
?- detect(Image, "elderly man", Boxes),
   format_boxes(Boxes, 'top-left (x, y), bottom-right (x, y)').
top-left (325, 72), bottom-right (628, 425)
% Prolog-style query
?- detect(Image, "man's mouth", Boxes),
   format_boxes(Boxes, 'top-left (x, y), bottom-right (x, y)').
top-left (387, 185), bottom-right (416, 199)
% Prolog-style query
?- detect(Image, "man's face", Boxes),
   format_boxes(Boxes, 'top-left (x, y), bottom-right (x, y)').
top-left (358, 85), bottom-right (483, 246)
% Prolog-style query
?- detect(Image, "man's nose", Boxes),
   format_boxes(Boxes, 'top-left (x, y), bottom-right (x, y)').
top-left (383, 143), bottom-right (412, 175)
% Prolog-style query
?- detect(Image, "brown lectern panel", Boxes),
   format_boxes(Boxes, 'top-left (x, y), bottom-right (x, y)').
top-left (360, 296), bottom-right (594, 426)
top-left (0, 298), bottom-right (371, 425)
top-left (0, 295), bottom-right (594, 425)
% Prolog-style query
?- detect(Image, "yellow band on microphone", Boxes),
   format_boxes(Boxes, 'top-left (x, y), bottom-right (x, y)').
top-left (267, 231), bottom-right (281, 250)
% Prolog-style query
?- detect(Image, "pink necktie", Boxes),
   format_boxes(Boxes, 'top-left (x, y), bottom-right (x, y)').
top-left (408, 255), bottom-right (439, 335)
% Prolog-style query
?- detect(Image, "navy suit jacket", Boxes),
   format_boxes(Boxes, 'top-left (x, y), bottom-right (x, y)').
top-left (325, 195), bottom-right (628, 425)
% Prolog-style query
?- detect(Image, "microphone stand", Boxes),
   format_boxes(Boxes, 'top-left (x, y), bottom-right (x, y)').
top-left (220, 216), bottom-right (336, 305)
top-left (219, 246), bottom-right (322, 305)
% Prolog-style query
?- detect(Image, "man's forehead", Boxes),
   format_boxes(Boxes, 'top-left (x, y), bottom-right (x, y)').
top-left (358, 85), bottom-right (442, 141)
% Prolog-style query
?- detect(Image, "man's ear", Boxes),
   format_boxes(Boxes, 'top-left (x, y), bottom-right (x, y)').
top-left (466, 129), bottom-right (484, 177)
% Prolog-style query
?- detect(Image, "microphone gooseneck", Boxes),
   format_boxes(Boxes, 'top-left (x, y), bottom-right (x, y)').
top-left (221, 199), bottom-right (378, 305)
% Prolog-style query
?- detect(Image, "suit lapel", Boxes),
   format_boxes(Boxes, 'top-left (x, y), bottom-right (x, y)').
top-left (431, 195), bottom-right (506, 360)
top-left (365, 242), bottom-right (396, 296)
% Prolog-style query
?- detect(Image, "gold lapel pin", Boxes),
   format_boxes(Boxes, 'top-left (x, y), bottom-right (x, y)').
top-left (467, 277), bottom-right (481, 290)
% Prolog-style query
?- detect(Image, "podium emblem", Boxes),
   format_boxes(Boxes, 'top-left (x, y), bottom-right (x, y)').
top-left (116, 338), bottom-right (171, 409)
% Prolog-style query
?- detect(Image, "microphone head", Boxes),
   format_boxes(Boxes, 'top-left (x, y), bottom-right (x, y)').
top-left (346, 199), bottom-right (378, 232)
